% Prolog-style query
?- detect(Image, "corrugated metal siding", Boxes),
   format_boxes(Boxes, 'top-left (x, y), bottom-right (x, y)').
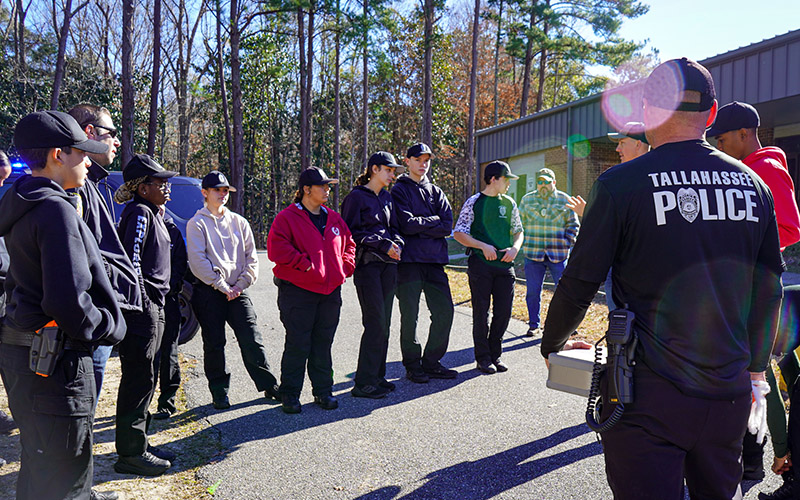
top-left (477, 29), bottom-right (800, 164)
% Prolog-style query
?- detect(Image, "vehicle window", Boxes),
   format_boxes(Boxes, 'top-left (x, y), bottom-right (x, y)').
top-left (167, 183), bottom-right (204, 219)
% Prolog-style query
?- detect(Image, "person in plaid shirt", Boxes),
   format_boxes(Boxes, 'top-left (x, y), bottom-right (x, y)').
top-left (519, 168), bottom-right (579, 337)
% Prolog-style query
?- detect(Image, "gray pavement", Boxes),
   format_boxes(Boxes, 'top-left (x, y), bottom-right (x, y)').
top-left (180, 253), bottom-right (783, 499)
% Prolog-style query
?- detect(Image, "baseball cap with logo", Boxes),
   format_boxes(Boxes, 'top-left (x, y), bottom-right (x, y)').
top-left (537, 168), bottom-right (556, 182)
top-left (299, 167), bottom-right (339, 188)
top-left (607, 122), bottom-right (649, 145)
top-left (201, 170), bottom-right (237, 192)
top-left (14, 110), bottom-right (108, 154)
top-left (484, 160), bottom-right (519, 180)
top-left (406, 143), bottom-right (435, 159)
top-left (706, 101), bottom-right (760, 138)
top-left (123, 154), bottom-right (178, 182)
top-left (368, 152), bottom-right (405, 174)
top-left (643, 58), bottom-right (716, 112)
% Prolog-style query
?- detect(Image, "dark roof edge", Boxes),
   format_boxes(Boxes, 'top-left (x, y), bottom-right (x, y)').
top-left (700, 28), bottom-right (800, 66)
top-left (475, 93), bottom-right (600, 138)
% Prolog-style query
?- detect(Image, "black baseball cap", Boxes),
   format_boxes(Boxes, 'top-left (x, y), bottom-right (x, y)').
top-left (607, 121), bottom-right (649, 145)
top-left (406, 143), bottom-right (435, 159)
top-left (484, 160), bottom-right (519, 180)
top-left (299, 167), bottom-right (339, 188)
top-left (643, 58), bottom-right (716, 112)
top-left (14, 110), bottom-right (108, 154)
top-left (706, 101), bottom-right (760, 137)
top-left (368, 152), bottom-right (405, 174)
top-left (202, 170), bottom-right (236, 192)
top-left (123, 154), bottom-right (178, 182)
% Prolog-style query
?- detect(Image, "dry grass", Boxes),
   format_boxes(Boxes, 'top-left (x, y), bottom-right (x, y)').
top-left (0, 353), bottom-right (219, 500)
top-left (446, 267), bottom-right (610, 344)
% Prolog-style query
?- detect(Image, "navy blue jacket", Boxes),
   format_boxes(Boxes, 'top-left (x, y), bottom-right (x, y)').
top-left (0, 175), bottom-right (125, 345)
top-left (391, 174), bottom-right (452, 265)
top-left (75, 161), bottom-right (143, 312)
top-left (118, 195), bottom-right (171, 307)
top-left (341, 185), bottom-right (404, 264)
top-left (165, 215), bottom-right (188, 297)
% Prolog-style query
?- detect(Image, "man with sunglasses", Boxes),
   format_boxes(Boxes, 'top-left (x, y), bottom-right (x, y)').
top-left (518, 168), bottom-right (579, 337)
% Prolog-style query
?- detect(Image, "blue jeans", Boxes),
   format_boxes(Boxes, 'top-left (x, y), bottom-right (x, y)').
top-left (524, 257), bottom-right (566, 329)
top-left (604, 268), bottom-right (617, 311)
top-left (92, 344), bottom-right (113, 404)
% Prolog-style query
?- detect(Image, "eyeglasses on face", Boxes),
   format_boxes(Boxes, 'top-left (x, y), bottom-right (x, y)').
top-left (144, 181), bottom-right (171, 192)
top-left (91, 123), bottom-right (118, 138)
top-left (537, 179), bottom-right (552, 185)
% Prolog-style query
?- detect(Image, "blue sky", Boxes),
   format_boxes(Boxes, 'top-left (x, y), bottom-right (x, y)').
top-left (618, 0), bottom-right (798, 62)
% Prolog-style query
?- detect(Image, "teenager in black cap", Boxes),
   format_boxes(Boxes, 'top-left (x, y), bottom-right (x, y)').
top-left (392, 143), bottom-right (457, 383)
top-left (187, 171), bottom-right (280, 410)
top-left (113, 153), bottom-right (177, 476)
top-left (0, 110), bottom-right (126, 498)
top-left (341, 152), bottom-right (405, 398)
top-left (268, 167), bottom-right (356, 413)
top-left (454, 160), bottom-right (523, 374)
top-left (541, 58), bottom-right (783, 498)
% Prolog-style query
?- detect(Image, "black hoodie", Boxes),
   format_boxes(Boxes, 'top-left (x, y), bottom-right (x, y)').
top-left (391, 174), bottom-right (452, 264)
top-left (341, 185), bottom-right (404, 263)
top-left (0, 175), bottom-right (125, 345)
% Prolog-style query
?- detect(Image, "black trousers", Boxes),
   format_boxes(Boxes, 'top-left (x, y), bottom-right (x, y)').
top-left (277, 282), bottom-right (342, 397)
top-left (600, 363), bottom-right (749, 500)
top-left (116, 302), bottom-right (164, 457)
top-left (467, 255), bottom-right (515, 364)
top-left (353, 262), bottom-right (397, 388)
top-left (0, 344), bottom-right (95, 499)
top-left (153, 293), bottom-right (181, 413)
top-left (192, 283), bottom-right (278, 398)
top-left (397, 263), bottom-right (454, 370)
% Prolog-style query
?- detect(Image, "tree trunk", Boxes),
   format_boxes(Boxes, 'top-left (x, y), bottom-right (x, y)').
top-left (147, 0), bottom-right (162, 156)
top-left (333, 0), bottom-right (341, 207)
top-left (15, 0), bottom-right (28, 75)
top-left (466, 0), bottom-right (480, 196)
top-left (216, 0), bottom-right (233, 171)
top-left (421, 0), bottom-right (434, 145)
top-left (121, 0), bottom-right (135, 168)
top-left (176, 0), bottom-right (189, 174)
top-left (297, 8), bottom-right (308, 169)
top-left (97, 2), bottom-right (110, 77)
top-left (304, 3), bottom-right (314, 170)
top-left (492, 0), bottom-right (503, 126)
top-left (519, 7), bottom-right (536, 117)
top-left (50, 0), bottom-right (74, 109)
top-left (361, 0), bottom-right (368, 171)
top-left (534, 6), bottom-right (549, 113)
top-left (230, 0), bottom-right (245, 213)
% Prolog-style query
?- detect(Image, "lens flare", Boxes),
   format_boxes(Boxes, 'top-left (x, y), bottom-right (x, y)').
top-left (568, 135), bottom-right (591, 159)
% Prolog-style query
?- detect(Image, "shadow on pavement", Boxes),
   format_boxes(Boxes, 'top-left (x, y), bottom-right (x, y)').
top-left (351, 424), bottom-right (601, 500)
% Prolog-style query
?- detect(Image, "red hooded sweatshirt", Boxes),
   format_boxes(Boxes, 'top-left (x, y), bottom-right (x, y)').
top-left (743, 146), bottom-right (800, 251)
top-left (268, 203), bottom-right (356, 295)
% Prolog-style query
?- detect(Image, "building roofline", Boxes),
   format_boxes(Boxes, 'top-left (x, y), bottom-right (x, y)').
top-left (700, 28), bottom-right (800, 66)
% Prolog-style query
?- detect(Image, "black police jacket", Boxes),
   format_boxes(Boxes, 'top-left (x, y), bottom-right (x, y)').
top-left (391, 174), bottom-right (452, 265)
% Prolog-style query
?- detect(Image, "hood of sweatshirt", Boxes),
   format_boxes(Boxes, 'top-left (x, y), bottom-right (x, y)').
top-left (746, 146), bottom-right (788, 168)
top-left (396, 173), bottom-right (431, 189)
top-left (0, 175), bottom-right (78, 237)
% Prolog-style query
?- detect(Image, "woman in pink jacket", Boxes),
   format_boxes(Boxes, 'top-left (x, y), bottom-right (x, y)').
top-left (267, 167), bottom-right (356, 414)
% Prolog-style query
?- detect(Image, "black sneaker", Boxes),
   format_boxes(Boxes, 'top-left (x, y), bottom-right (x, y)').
top-left (351, 384), bottom-right (389, 399)
top-left (264, 384), bottom-right (281, 401)
top-left (379, 379), bottom-right (397, 391)
top-left (212, 395), bottom-right (230, 410)
top-left (114, 451), bottom-right (170, 476)
top-left (476, 361), bottom-right (496, 374)
top-left (313, 395), bottom-right (339, 410)
top-left (0, 410), bottom-right (16, 434)
top-left (406, 368), bottom-right (430, 384)
top-left (493, 359), bottom-right (509, 372)
top-left (90, 489), bottom-right (119, 500)
top-left (153, 408), bottom-right (173, 420)
top-left (281, 394), bottom-right (302, 414)
top-left (525, 327), bottom-right (541, 338)
top-left (147, 444), bottom-right (176, 462)
top-left (423, 363), bottom-right (457, 379)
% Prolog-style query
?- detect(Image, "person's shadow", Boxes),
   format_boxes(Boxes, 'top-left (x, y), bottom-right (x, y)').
top-left (352, 424), bottom-right (601, 500)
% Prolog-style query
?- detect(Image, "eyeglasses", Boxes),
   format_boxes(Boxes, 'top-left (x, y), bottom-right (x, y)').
top-left (90, 123), bottom-right (118, 138)
top-left (537, 180), bottom-right (552, 185)
top-left (144, 181), bottom-right (171, 192)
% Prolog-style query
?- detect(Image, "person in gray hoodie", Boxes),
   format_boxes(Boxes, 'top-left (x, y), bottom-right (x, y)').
top-left (186, 171), bottom-right (280, 410)
top-left (0, 110), bottom-right (125, 499)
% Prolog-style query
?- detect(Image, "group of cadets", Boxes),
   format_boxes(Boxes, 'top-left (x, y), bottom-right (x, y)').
top-left (2, 57), bottom-right (800, 500)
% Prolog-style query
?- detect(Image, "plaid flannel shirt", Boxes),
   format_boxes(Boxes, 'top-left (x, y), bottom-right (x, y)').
top-left (519, 188), bottom-right (579, 263)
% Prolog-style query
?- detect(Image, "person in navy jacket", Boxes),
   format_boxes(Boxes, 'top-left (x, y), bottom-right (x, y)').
top-left (341, 152), bottom-right (405, 399)
top-left (268, 167), bottom-right (356, 413)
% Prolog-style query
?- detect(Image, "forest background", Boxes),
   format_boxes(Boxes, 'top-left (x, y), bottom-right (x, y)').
top-left (0, 0), bottom-right (657, 246)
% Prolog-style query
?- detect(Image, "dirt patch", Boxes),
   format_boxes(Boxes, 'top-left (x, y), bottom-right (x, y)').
top-left (0, 353), bottom-right (221, 500)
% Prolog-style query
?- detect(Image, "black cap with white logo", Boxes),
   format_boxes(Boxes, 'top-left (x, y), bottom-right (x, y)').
top-left (202, 170), bottom-right (237, 192)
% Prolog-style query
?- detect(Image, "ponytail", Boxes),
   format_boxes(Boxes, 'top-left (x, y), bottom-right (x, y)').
top-left (114, 176), bottom-right (148, 204)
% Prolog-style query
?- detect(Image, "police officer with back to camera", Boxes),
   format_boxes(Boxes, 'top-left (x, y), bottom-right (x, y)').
top-left (540, 58), bottom-right (783, 499)
top-left (0, 110), bottom-right (126, 499)
top-left (112, 154), bottom-right (178, 476)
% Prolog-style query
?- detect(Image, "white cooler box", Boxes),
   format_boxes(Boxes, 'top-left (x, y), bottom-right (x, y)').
top-left (546, 347), bottom-right (606, 397)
